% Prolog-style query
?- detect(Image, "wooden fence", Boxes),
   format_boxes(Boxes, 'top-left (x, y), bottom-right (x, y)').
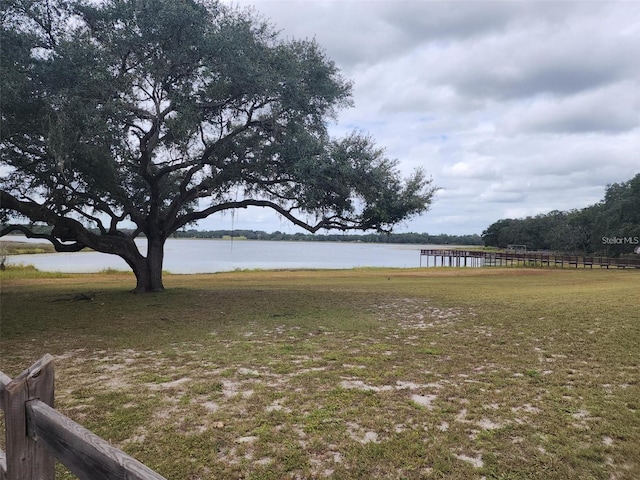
top-left (0, 355), bottom-right (166, 480)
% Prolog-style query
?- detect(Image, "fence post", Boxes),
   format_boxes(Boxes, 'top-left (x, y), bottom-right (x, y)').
top-left (4, 354), bottom-right (55, 480)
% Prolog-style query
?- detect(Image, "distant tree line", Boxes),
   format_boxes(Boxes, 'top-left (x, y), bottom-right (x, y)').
top-left (173, 229), bottom-right (483, 245)
top-left (482, 173), bottom-right (640, 256)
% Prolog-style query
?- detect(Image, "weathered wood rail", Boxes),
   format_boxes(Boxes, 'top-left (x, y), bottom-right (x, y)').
top-left (0, 355), bottom-right (167, 480)
top-left (420, 249), bottom-right (640, 269)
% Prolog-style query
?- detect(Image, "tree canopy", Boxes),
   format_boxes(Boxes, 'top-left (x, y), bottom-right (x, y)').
top-left (0, 0), bottom-right (435, 292)
top-left (481, 173), bottom-right (640, 256)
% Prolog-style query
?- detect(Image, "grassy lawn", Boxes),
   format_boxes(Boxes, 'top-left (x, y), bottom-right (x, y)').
top-left (1, 267), bottom-right (639, 479)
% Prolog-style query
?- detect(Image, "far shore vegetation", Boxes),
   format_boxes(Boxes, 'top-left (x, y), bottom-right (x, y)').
top-left (483, 173), bottom-right (639, 256)
top-left (1, 266), bottom-right (638, 479)
top-left (0, 226), bottom-right (483, 246)
top-left (0, 239), bottom-right (56, 255)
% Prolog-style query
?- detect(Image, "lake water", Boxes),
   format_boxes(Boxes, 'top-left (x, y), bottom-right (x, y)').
top-left (5, 237), bottom-right (458, 273)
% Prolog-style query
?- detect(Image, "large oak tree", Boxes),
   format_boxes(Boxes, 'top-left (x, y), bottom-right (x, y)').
top-left (1, 0), bottom-right (435, 292)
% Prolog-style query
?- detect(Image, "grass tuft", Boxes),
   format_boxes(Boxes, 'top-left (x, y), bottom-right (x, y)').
top-left (0, 263), bottom-right (68, 280)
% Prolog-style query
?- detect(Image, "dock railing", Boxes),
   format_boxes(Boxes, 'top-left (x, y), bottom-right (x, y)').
top-left (419, 249), bottom-right (640, 269)
top-left (0, 355), bottom-right (166, 480)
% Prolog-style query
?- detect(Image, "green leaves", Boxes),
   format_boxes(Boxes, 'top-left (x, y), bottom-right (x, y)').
top-left (481, 173), bottom-right (640, 254)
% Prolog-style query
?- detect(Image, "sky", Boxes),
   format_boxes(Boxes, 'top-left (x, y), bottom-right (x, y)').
top-left (202, 0), bottom-right (640, 236)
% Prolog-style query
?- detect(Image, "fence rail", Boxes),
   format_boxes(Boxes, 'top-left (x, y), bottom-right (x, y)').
top-left (0, 355), bottom-right (166, 480)
top-left (419, 249), bottom-right (640, 269)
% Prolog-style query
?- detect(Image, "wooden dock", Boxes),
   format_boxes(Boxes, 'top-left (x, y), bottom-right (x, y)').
top-left (419, 249), bottom-right (640, 269)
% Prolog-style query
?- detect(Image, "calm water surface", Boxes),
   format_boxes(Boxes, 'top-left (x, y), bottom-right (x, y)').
top-left (7, 237), bottom-right (455, 273)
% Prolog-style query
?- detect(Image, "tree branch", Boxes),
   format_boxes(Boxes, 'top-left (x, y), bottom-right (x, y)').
top-left (172, 198), bottom-right (354, 234)
top-left (0, 224), bottom-right (86, 252)
top-left (0, 190), bottom-right (144, 260)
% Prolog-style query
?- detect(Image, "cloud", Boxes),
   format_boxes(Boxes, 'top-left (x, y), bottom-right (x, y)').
top-left (219, 0), bottom-right (640, 236)
top-left (503, 82), bottom-right (640, 134)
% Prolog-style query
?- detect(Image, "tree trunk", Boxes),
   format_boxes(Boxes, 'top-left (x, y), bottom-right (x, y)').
top-left (131, 236), bottom-right (166, 293)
